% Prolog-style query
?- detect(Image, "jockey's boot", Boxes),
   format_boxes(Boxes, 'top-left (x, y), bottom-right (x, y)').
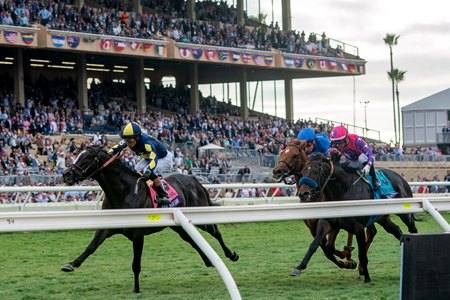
top-left (153, 179), bottom-right (171, 205)
top-left (370, 168), bottom-right (381, 190)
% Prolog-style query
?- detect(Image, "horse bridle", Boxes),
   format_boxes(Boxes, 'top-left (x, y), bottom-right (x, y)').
top-left (277, 143), bottom-right (308, 183)
top-left (66, 148), bottom-right (119, 182)
top-left (299, 157), bottom-right (334, 201)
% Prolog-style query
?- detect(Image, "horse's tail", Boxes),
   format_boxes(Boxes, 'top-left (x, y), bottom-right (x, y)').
top-left (191, 176), bottom-right (218, 206)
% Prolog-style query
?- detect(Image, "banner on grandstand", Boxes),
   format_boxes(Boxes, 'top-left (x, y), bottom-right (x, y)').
top-left (142, 43), bottom-right (153, 51)
top-left (4, 31), bottom-right (18, 44)
top-left (307, 59), bottom-right (316, 69)
top-left (205, 50), bottom-right (216, 60)
top-left (114, 40), bottom-right (126, 52)
top-left (253, 54), bottom-right (264, 65)
top-left (129, 41), bottom-right (139, 50)
top-left (231, 51), bottom-right (240, 61)
top-left (100, 39), bottom-right (112, 50)
top-left (192, 48), bottom-right (203, 59)
top-left (51, 35), bottom-right (65, 47)
top-left (357, 64), bottom-right (365, 74)
top-left (264, 56), bottom-right (273, 66)
top-left (294, 58), bottom-right (304, 68)
top-left (327, 60), bottom-right (337, 70)
top-left (218, 50), bottom-right (229, 61)
top-left (155, 44), bottom-right (166, 56)
top-left (179, 47), bottom-right (191, 59)
top-left (242, 53), bottom-right (251, 63)
top-left (21, 32), bottom-right (34, 45)
top-left (67, 36), bottom-right (80, 48)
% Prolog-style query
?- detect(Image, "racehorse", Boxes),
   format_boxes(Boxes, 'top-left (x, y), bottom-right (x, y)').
top-left (272, 139), bottom-right (355, 266)
top-left (61, 145), bottom-right (239, 293)
top-left (293, 152), bottom-right (418, 282)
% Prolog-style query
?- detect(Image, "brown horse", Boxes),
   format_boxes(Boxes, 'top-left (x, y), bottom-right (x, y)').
top-left (272, 139), bottom-right (355, 268)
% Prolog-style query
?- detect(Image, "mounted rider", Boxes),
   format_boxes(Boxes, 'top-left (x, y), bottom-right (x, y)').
top-left (108, 121), bottom-right (174, 204)
top-left (297, 127), bottom-right (331, 155)
top-left (329, 125), bottom-right (381, 190)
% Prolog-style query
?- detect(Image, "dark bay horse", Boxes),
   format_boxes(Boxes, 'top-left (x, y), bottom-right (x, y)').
top-left (293, 152), bottom-right (418, 282)
top-left (272, 139), bottom-right (355, 266)
top-left (62, 145), bottom-right (239, 293)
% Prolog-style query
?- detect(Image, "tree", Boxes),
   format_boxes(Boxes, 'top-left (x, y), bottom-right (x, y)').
top-left (248, 13), bottom-right (268, 25)
top-left (388, 69), bottom-right (407, 145)
top-left (383, 33), bottom-right (400, 144)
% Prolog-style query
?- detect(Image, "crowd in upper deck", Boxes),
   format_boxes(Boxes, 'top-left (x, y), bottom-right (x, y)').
top-left (0, 0), bottom-right (343, 56)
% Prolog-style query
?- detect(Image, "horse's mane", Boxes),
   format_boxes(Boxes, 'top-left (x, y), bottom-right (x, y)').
top-left (94, 146), bottom-right (141, 178)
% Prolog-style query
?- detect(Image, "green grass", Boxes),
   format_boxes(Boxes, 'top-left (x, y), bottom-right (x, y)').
top-left (0, 213), bottom-right (448, 300)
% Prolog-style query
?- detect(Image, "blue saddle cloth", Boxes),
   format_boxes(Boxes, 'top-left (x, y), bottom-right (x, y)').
top-left (364, 170), bottom-right (398, 227)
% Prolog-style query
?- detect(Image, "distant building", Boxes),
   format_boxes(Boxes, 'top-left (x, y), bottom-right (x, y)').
top-left (402, 88), bottom-right (450, 152)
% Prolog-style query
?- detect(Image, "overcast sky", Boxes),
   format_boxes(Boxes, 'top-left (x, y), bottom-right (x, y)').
top-left (240, 0), bottom-right (450, 142)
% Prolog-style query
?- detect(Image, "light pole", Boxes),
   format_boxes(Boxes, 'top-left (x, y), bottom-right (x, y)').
top-left (360, 100), bottom-right (370, 137)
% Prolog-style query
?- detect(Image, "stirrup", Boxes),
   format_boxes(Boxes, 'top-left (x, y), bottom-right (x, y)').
top-left (373, 179), bottom-right (381, 190)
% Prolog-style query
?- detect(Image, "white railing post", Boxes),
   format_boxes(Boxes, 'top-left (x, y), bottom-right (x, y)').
top-left (422, 199), bottom-right (450, 232)
top-left (173, 209), bottom-right (241, 300)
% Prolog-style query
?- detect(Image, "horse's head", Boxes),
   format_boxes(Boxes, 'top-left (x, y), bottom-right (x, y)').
top-left (63, 145), bottom-right (109, 185)
top-left (298, 153), bottom-right (334, 202)
top-left (272, 139), bottom-right (309, 183)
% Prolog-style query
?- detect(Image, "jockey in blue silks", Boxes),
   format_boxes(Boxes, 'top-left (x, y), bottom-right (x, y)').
top-left (297, 128), bottom-right (331, 155)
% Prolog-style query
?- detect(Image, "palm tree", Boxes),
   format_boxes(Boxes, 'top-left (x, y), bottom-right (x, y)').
top-left (383, 33), bottom-right (400, 143)
top-left (388, 69), bottom-right (407, 145)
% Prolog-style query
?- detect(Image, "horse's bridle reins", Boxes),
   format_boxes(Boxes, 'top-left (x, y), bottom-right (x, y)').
top-left (277, 143), bottom-right (308, 183)
top-left (299, 157), bottom-right (334, 201)
top-left (68, 149), bottom-right (122, 181)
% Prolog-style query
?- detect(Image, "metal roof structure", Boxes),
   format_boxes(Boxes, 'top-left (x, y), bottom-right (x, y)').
top-left (402, 88), bottom-right (450, 111)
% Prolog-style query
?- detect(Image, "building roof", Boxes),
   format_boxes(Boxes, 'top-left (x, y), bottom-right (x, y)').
top-left (402, 88), bottom-right (450, 111)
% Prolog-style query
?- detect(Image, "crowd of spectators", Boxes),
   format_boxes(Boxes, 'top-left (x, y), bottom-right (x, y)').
top-left (1, 0), bottom-right (345, 56)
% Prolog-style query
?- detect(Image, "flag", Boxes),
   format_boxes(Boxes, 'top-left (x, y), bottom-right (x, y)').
top-left (179, 47), bottom-right (191, 58)
top-left (306, 59), bottom-right (316, 69)
top-left (327, 60), bottom-right (337, 70)
top-left (357, 64), bottom-right (365, 74)
top-left (348, 64), bottom-right (356, 73)
top-left (284, 57), bottom-right (294, 67)
top-left (51, 35), bottom-right (65, 47)
top-left (264, 56), bottom-right (273, 66)
top-left (143, 43), bottom-right (153, 51)
top-left (21, 32), bottom-right (34, 45)
top-left (192, 48), bottom-right (203, 59)
top-left (232, 51), bottom-right (240, 61)
top-left (114, 40), bottom-right (126, 52)
top-left (83, 37), bottom-right (96, 43)
top-left (338, 62), bottom-right (348, 71)
top-left (294, 58), bottom-right (304, 68)
top-left (318, 60), bottom-right (327, 69)
top-left (156, 45), bottom-right (166, 56)
top-left (253, 55), bottom-right (264, 65)
top-left (242, 53), bottom-right (251, 63)
top-left (218, 51), bottom-right (229, 61)
top-left (100, 39), bottom-right (112, 50)
top-left (206, 50), bottom-right (216, 60)
top-left (129, 41), bottom-right (139, 50)
top-left (4, 31), bottom-right (18, 43)
top-left (67, 36), bottom-right (80, 48)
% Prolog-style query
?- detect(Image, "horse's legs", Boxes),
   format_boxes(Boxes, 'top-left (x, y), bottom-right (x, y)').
top-left (170, 226), bottom-right (213, 267)
top-left (377, 216), bottom-right (403, 240)
top-left (355, 227), bottom-right (371, 283)
top-left (61, 229), bottom-right (116, 272)
top-left (398, 213), bottom-right (418, 233)
top-left (291, 219), bottom-right (333, 276)
top-left (358, 224), bottom-right (377, 275)
top-left (132, 235), bottom-right (144, 293)
top-left (197, 224), bottom-right (239, 262)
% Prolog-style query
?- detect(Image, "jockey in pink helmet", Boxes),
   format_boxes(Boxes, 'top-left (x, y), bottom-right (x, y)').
top-left (329, 125), bottom-right (381, 190)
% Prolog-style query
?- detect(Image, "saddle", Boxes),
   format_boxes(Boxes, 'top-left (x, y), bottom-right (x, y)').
top-left (148, 180), bottom-right (181, 208)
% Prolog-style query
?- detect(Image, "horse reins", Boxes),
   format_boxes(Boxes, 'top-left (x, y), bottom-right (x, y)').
top-left (277, 143), bottom-right (307, 181)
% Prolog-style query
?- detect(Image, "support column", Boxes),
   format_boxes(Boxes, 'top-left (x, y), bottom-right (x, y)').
top-left (240, 69), bottom-right (248, 120)
top-left (77, 54), bottom-right (88, 110)
top-left (189, 63), bottom-right (200, 114)
top-left (281, 0), bottom-right (292, 31)
top-left (132, 0), bottom-right (142, 14)
top-left (14, 48), bottom-right (25, 106)
top-left (135, 58), bottom-right (146, 113)
top-left (284, 79), bottom-right (294, 121)
top-left (186, 0), bottom-right (195, 19)
top-left (236, 0), bottom-right (245, 25)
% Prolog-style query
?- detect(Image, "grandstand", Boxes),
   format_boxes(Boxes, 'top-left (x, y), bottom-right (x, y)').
top-left (0, 0), bottom-right (448, 191)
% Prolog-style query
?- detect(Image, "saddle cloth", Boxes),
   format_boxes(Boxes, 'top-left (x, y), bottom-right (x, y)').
top-left (149, 180), bottom-right (181, 208)
top-left (364, 170), bottom-right (398, 227)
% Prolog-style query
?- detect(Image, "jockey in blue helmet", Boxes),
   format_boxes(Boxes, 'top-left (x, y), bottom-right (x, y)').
top-left (108, 121), bottom-right (174, 204)
top-left (297, 128), bottom-right (331, 155)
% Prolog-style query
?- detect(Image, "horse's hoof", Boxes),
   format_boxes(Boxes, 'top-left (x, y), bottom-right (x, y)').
top-left (364, 278), bottom-right (371, 283)
top-left (134, 288), bottom-right (141, 293)
top-left (230, 252), bottom-right (239, 262)
top-left (61, 264), bottom-right (74, 272)
top-left (347, 260), bottom-right (357, 269)
top-left (290, 269), bottom-right (301, 276)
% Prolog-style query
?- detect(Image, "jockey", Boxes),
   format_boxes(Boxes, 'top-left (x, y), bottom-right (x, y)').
top-left (297, 128), bottom-right (331, 155)
top-left (329, 125), bottom-right (381, 190)
top-left (108, 122), bottom-right (173, 204)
